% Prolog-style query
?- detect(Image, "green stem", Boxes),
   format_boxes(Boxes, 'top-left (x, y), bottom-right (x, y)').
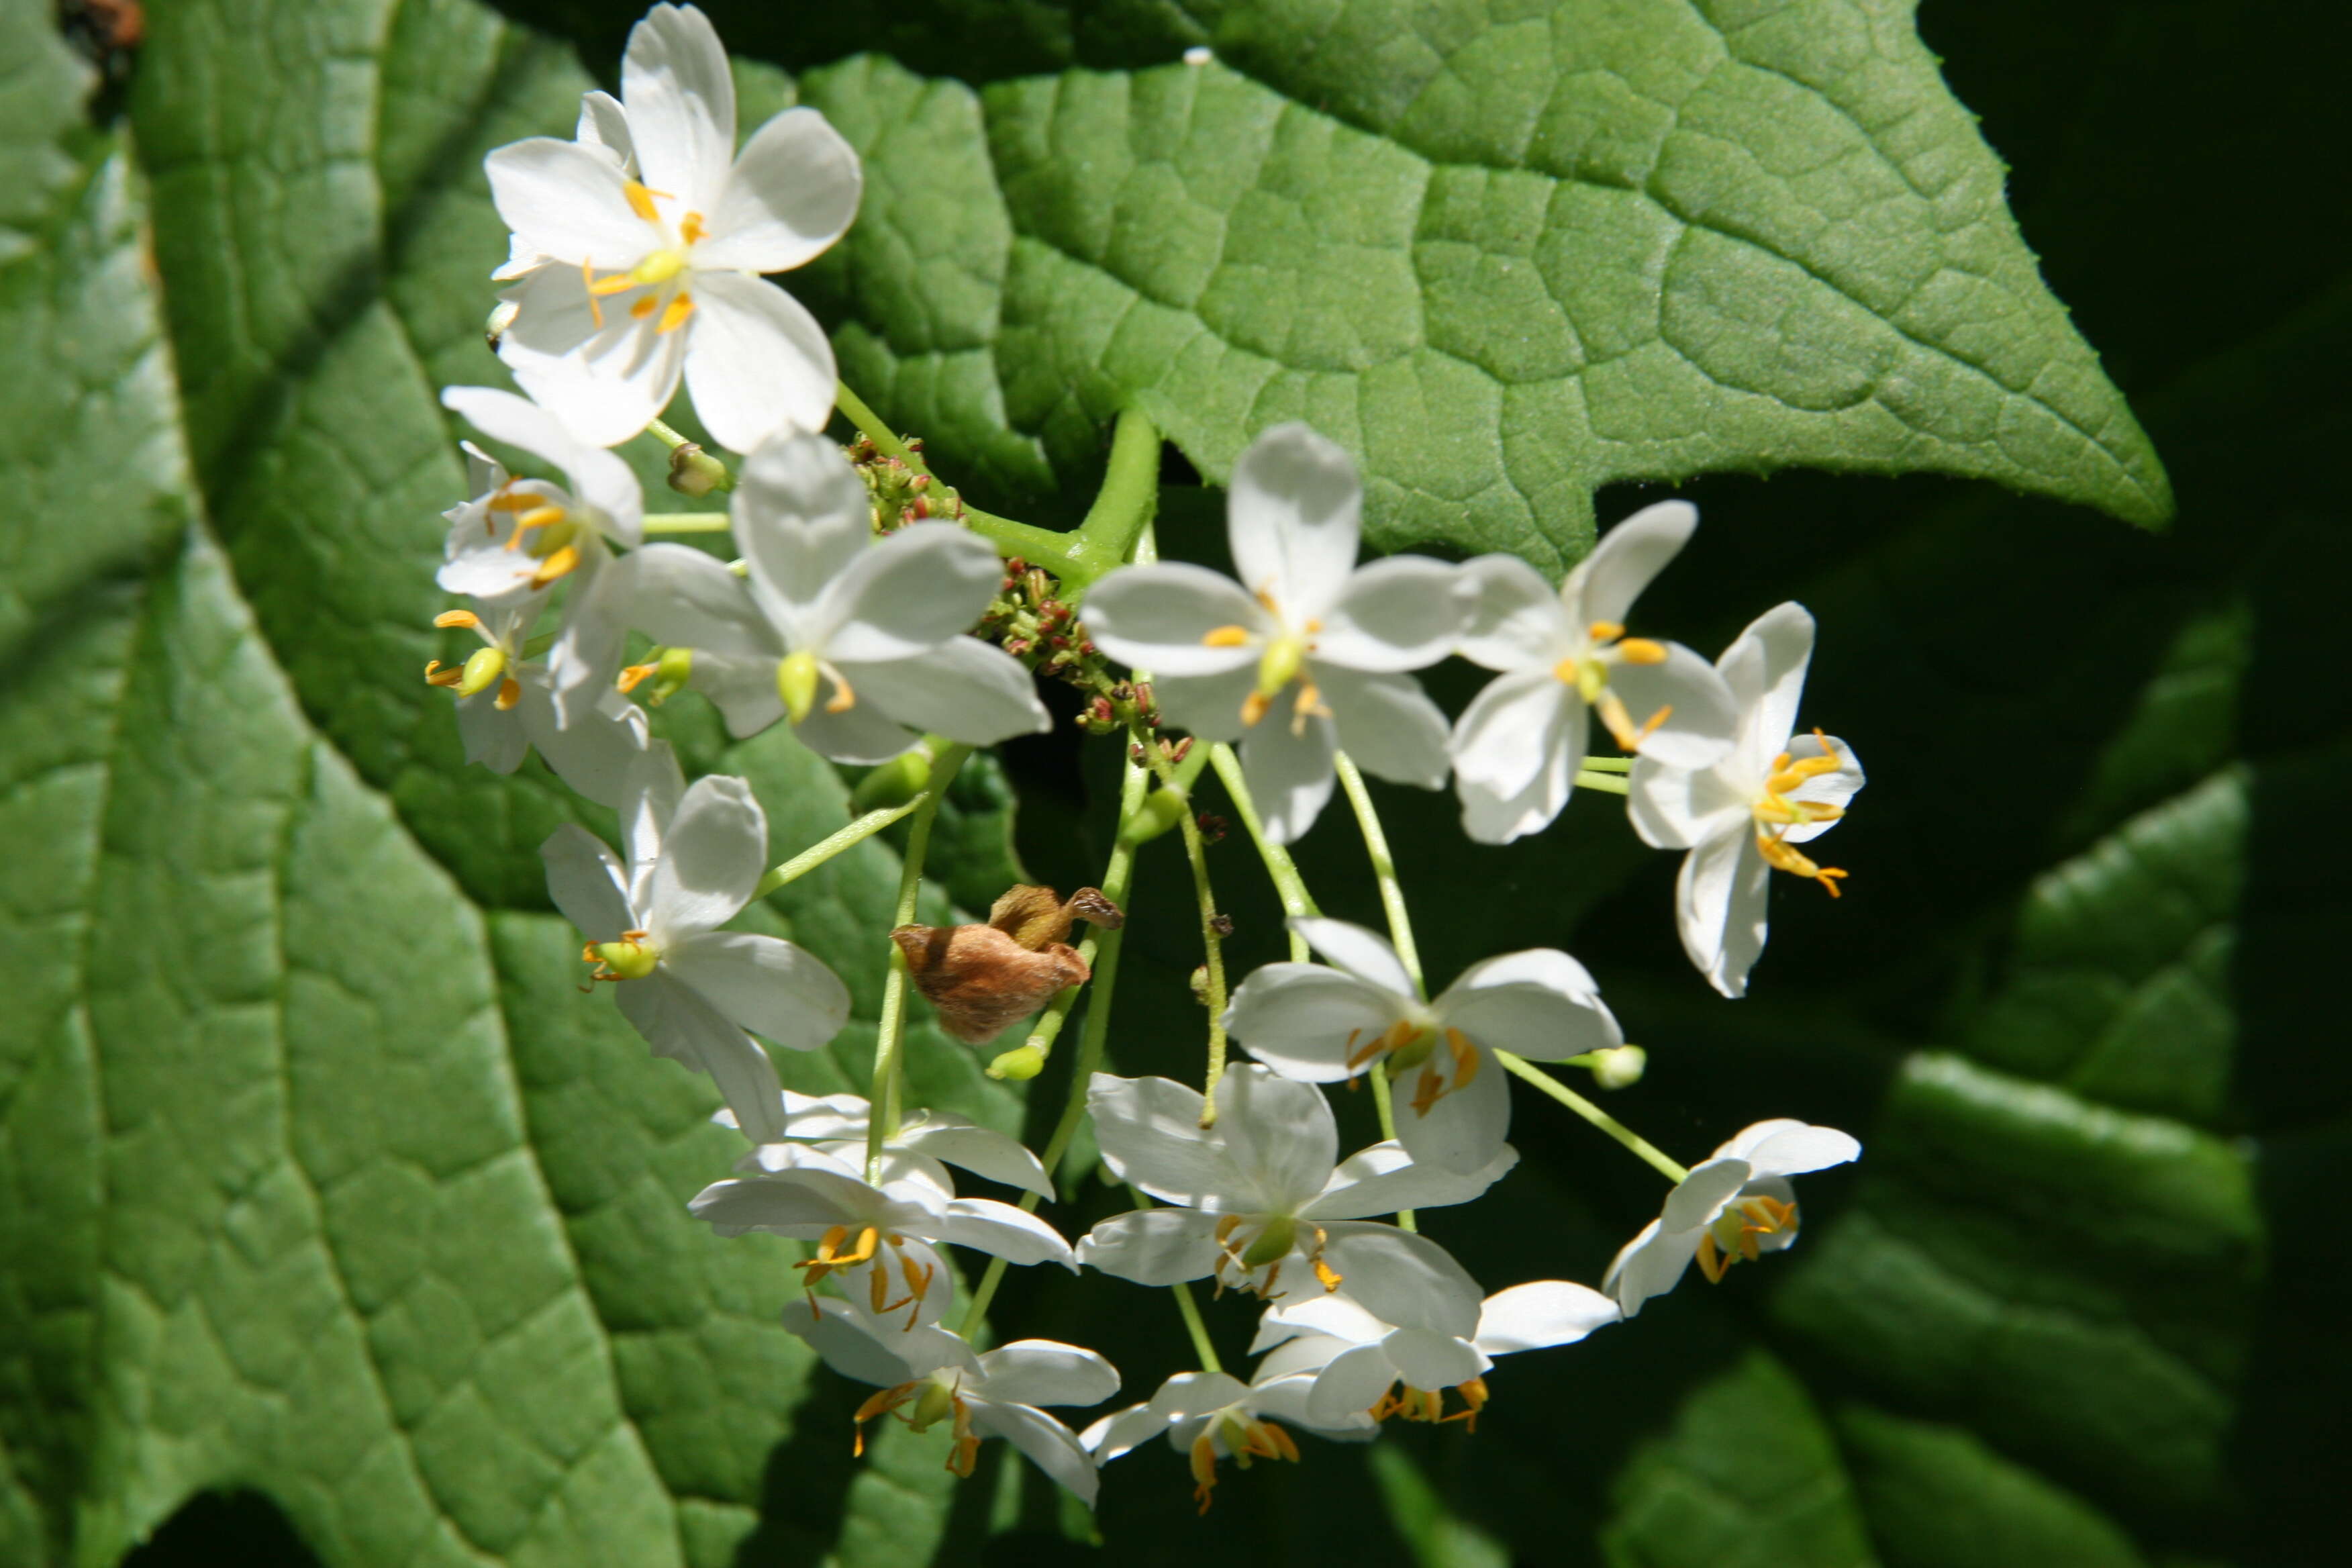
top-left (1334, 752), bottom-right (1424, 997)
top-left (1207, 744), bottom-right (1320, 961)
top-left (640, 512), bottom-right (731, 534)
top-left (644, 417), bottom-right (694, 451)
top-left (1573, 771), bottom-right (1632, 796)
top-left (1168, 1279), bottom-right (1222, 1375)
top-left (1493, 1050), bottom-right (1689, 1183)
top-left (955, 748), bottom-right (1153, 1338)
top-left (865, 744), bottom-right (973, 1182)
top-left (1176, 794), bottom-right (1231, 1121)
top-left (1071, 408), bottom-right (1161, 571)
top-left (833, 382), bottom-right (926, 471)
top-left (1579, 754), bottom-right (1634, 773)
top-left (752, 799), bottom-right (928, 901)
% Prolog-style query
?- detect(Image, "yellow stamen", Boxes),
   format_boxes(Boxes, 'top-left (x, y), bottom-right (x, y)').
top-left (1201, 624), bottom-right (1252, 648)
top-left (616, 662), bottom-right (657, 693)
top-left (433, 609), bottom-right (481, 629)
top-left (823, 670), bottom-right (856, 714)
top-left (494, 677), bottom-right (522, 711)
top-left (529, 544), bottom-right (581, 588)
top-left (587, 271), bottom-right (643, 297)
top-left (630, 294), bottom-right (659, 320)
top-left (681, 211), bottom-right (707, 245)
top-left (1695, 1230), bottom-right (1727, 1283)
top-left (487, 490), bottom-right (539, 512)
top-left (1445, 1027), bottom-right (1481, 1089)
top-left (656, 292), bottom-right (695, 334)
top-left (1754, 830), bottom-right (1849, 897)
top-left (1289, 679), bottom-right (1330, 736)
top-left (1587, 620), bottom-right (1624, 641)
top-left (1190, 1433), bottom-right (1220, 1514)
top-left (622, 180), bottom-right (662, 222)
top-left (1594, 689), bottom-right (1643, 752)
top-left (423, 660), bottom-right (463, 688)
top-left (1240, 690), bottom-right (1272, 728)
top-left (1617, 637), bottom-right (1668, 665)
top-left (583, 255), bottom-right (602, 328)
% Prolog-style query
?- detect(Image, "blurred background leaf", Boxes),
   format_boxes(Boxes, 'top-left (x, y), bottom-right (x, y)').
top-left (0, 1), bottom-right (2339, 1566)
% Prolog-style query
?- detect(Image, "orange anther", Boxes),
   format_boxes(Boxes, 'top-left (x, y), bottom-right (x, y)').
top-left (434, 609), bottom-right (481, 628)
top-left (494, 677), bottom-right (522, 711)
top-left (1617, 637), bottom-right (1668, 665)
top-left (529, 544), bottom-right (581, 588)
top-left (656, 293), bottom-right (695, 334)
top-left (622, 181), bottom-right (663, 222)
top-left (1200, 624), bottom-right (1252, 648)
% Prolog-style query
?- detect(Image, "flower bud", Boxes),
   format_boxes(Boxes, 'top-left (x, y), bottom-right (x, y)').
top-left (851, 746), bottom-right (934, 812)
top-left (987, 1044), bottom-right (1046, 1081)
top-left (667, 442), bottom-right (731, 497)
top-left (776, 650), bottom-right (821, 725)
top-left (1585, 1044), bottom-right (1646, 1089)
top-left (456, 644), bottom-right (507, 698)
top-left (1118, 786), bottom-right (1189, 847)
top-left (484, 297), bottom-right (519, 350)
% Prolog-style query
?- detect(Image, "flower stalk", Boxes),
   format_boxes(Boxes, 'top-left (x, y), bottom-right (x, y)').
top-left (1493, 1050), bottom-right (1689, 1183)
top-left (866, 743), bottom-right (974, 1181)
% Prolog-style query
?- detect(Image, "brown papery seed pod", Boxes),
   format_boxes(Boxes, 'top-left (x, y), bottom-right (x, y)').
top-left (890, 885), bottom-right (1125, 1043)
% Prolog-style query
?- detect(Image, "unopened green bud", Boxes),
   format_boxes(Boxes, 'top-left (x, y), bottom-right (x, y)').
top-left (1238, 1216), bottom-right (1296, 1269)
top-left (593, 939), bottom-right (658, 980)
top-left (987, 1044), bottom-right (1046, 1081)
top-left (776, 650), bottom-right (820, 725)
top-left (1118, 786), bottom-right (1189, 847)
top-left (456, 645), bottom-right (508, 698)
top-left (1586, 1044), bottom-right (1646, 1090)
top-left (851, 744), bottom-right (934, 812)
top-left (667, 442), bottom-right (731, 497)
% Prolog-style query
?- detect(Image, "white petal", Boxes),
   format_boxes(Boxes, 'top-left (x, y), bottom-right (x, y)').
top-left (1085, 1073), bottom-right (1237, 1208)
top-left (1308, 1139), bottom-right (1517, 1219)
top-left (1734, 1122), bottom-right (1861, 1179)
top-left (813, 524), bottom-right (1002, 660)
top-left (1602, 1220), bottom-right (1696, 1318)
top-left (938, 1198), bottom-right (1078, 1269)
top-left (899, 1117), bottom-right (1055, 1199)
top-left (1718, 601), bottom-right (1818, 783)
top-left (497, 269), bottom-right (683, 451)
top-left (620, 742), bottom-right (686, 889)
top-left (685, 648), bottom-right (783, 736)
top-left (968, 1401), bottom-right (1100, 1507)
top-left (440, 384), bottom-right (644, 538)
top-left (778, 1295), bottom-right (924, 1389)
top-left (1315, 556), bottom-right (1468, 673)
top-left (1290, 919), bottom-right (1415, 998)
top-left (976, 1340), bottom-right (1121, 1409)
top-left (620, 542), bottom-right (774, 657)
top-left (733, 431), bottom-right (871, 637)
top-left (1304, 1342), bottom-right (1398, 1428)
top-left (682, 271), bottom-right (838, 451)
top-left (545, 560), bottom-right (630, 729)
top-left (617, 974), bottom-right (787, 1143)
top-left (621, 1), bottom-right (736, 213)
top-left (1608, 642), bottom-right (1737, 769)
top-left (1474, 1281), bottom-right (1619, 1355)
top-left (1435, 971), bottom-right (1620, 1066)
top-left (1249, 1374), bottom-right (1373, 1438)
top-left (1252, 1293), bottom-right (1389, 1351)
top-left (1083, 1402), bottom-right (1172, 1463)
top-left (456, 690), bottom-right (530, 777)
top-left (1391, 1042), bottom-right (1514, 1175)
top-left (790, 687), bottom-right (922, 764)
top-left (540, 823), bottom-right (634, 937)
top-left (1214, 1065), bottom-right (1338, 1214)
top-left (839, 639), bottom-right (1049, 747)
top-left (1252, 1332), bottom-right (1349, 1384)
top-left (1451, 671), bottom-right (1581, 846)
top-left (1077, 1208), bottom-right (1222, 1286)
top-left (1663, 1157), bottom-right (1754, 1232)
top-left (1626, 751), bottom-right (1748, 851)
top-left (1226, 963), bottom-right (1412, 1083)
top-left (1148, 665), bottom-right (1255, 742)
top-left (644, 774), bottom-right (766, 941)
top-left (664, 930), bottom-right (849, 1051)
top-left (1563, 499), bottom-right (1695, 628)
top-left (698, 107), bottom-right (861, 273)
top-left (1154, 1370), bottom-right (1253, 1420)
top-left (1383, 1327), bottom-right (1485, 1391)
top-left (687, 1172), bottom-right (863, 1236)
top-left (576, 89), bottom-right (634, 168)
top-left (1676, 828), bottom-right (1772, 999)
top-left (522, 682), bottom-right (650, 807)
top-left (1227, 423), bottom-right (1361, 622)
top-left (1238, 693), bottom-right (1336, 845)
top-left (484, 137), bottom-right (654, 268)
top-left (1779, 731), bottom-right (1865, 844)
top-left (1314, 1223), bottom-right (1483, 1338)
top-left (1316, 665), bottom-right (1451, 790)
top-left (1456, 554), bottom-right (1575, 670)
top-left (1081, 564), bottom-right (1269, 677)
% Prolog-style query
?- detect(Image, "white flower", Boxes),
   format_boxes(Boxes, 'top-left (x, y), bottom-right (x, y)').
top-left (491, 91), bottom-right (637, 283)
top-left (1627, 601), bottom-right (1865, 997)
top-left (785, 1308), bottom-right (1118, 1506)
top-left (1083, 424), bottom-right (1467, 844)
top-left (540, 744), bottom-right (848, 1142)
top-left (624, 432), bottom-right (1048, 761)
top-left (1082, 1365), bottom-right (1369, 1513)
top-left (1225, 918), bottom-right (1620, 1175)
top-left (1075, 1065), bottom-right (1504, 1336)
top-left (714, 1089), bottom-right (1055, 1199)
top-left (1251, 1279), bottom-right (1618, 1428)
top-left (486, 3), bottom-right (861, 450)
top-left (428, 442), bottom-right (650, 802)
top-left (1451, 501), bottom-right (1738, 844)
top-left (1604, 1118), bottom-right (1860, 1316)
top-left (691, 1140), bottom-right (1075, 1334)
top-left (441, 386), bottom-right (645, 726)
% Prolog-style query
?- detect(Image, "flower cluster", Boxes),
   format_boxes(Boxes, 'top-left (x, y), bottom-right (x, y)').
top-left (415, 2), bottom-right (1870, 1517)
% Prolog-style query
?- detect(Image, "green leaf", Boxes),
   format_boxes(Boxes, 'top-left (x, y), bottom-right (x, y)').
top-left (793, 1), bottom-right (2170, 565)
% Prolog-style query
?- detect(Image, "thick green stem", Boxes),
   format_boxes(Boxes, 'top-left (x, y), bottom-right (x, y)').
top-left (640, 512), bottom-right (731, 534)
top-left (1334, 752), bottom-right (1424, 997)
top-left (1072, 408), bottom-right (1162, 573)
top-left (1493, 1050), bottom-right (1689, 1183)
top-left (1573, 771), bottom-right (1632, 796)
top-left (752, 799), bottom-right (928, 902)
top-left (1207, 744), bottom-right (1320, 961)
top-left (955, 748), bottom-right (1153, 1338)
top-left (865, 744), bottom-right (973, 1182)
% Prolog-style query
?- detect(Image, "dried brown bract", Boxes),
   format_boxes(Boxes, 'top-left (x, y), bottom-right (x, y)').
top-left (891, 885), bottom-right (1126, 1043)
